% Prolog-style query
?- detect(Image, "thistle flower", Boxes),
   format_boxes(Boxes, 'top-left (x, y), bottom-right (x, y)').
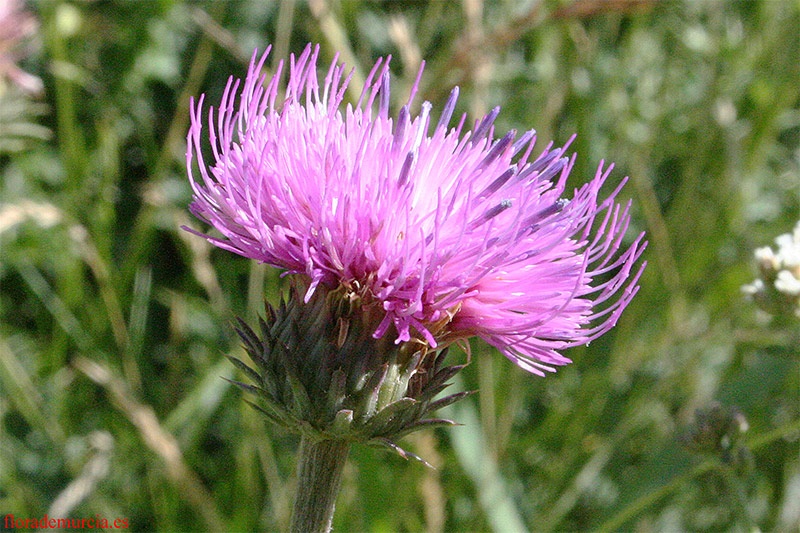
top-left (187, 44), bottom-right (646, 376)
top-left (188, 44), bottom-right (648, 533)
top-left (0, 0), bottom-right (42, 95)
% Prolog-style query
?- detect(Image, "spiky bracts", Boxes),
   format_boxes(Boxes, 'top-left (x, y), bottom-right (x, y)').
top-left (229, 282), bottom-right (472, 456)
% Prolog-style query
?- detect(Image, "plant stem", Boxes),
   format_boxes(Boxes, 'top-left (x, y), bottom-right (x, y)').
top-left (290, 437), bottom-right (350, 533)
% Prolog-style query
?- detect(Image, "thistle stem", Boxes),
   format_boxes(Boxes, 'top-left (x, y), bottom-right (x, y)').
top-left (290, 437), bottom-right (351, 533)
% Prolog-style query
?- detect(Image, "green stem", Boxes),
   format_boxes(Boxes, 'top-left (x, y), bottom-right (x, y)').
top-left (290, 437), bottom-right (351, 533)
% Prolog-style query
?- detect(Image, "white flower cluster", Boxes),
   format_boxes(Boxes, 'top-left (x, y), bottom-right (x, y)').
top-left (742, 222), bottom-right (800, 316)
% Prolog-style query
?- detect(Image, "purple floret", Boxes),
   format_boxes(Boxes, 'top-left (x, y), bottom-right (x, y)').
top-left (186, 44), bottom-right (647, 376)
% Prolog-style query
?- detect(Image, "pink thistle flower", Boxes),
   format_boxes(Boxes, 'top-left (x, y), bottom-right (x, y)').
top-left (0, 0), bottom-right (42, 95)
top-left (186, 44), bottom-right (647, 376)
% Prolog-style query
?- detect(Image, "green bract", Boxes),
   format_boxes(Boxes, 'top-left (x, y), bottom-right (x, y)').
top-left (228, 283), bottom-right (473, 459)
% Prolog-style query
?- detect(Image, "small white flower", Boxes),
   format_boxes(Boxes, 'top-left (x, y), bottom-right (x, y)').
top-left (741, 279), bottom-right (764, 296)
top-left (754, 246), bottom-right (778, 271)
top-left (775, 235), bottom-right (800, 269)
top-left (744, 222), bottom-right (800, 317)
top-left (774, 270), bottom-right (800, 296)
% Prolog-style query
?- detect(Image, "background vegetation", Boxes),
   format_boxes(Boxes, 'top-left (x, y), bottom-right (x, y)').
top-left (2, 0), bottom-right (799, 531)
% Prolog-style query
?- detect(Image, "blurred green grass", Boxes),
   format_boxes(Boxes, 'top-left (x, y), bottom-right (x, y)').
top-left (1, 0), bottom-right (799, 531)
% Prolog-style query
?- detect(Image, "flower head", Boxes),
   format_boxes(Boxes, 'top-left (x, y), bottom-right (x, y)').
top-left (743, 221), bottom-right (800, 316)
top-left (0, 0), bottom-right (42, 95)
top-left (187, 44), bottom-right (646, 376)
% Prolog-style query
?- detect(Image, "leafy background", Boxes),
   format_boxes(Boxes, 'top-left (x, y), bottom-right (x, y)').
top-left (2, 0), bottom-right (799, 531)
